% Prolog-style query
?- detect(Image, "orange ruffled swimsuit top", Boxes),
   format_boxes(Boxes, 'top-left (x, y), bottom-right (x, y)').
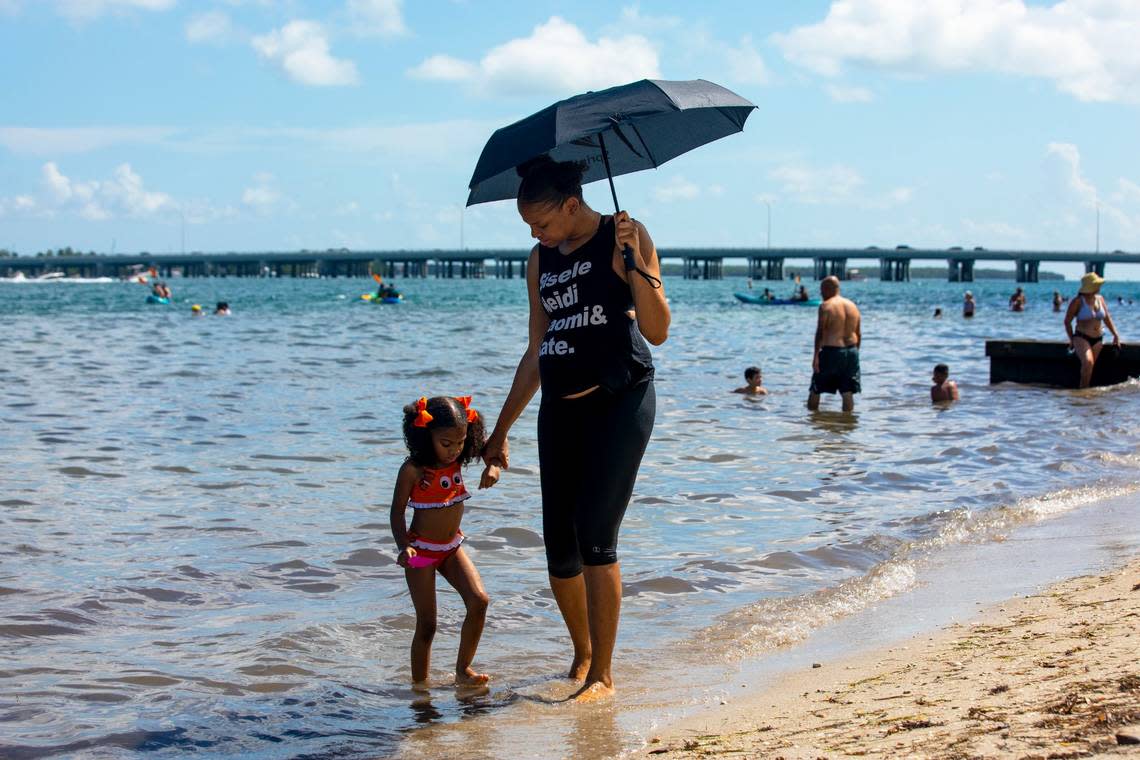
top-left (407, 463), bottom-right (470, 510)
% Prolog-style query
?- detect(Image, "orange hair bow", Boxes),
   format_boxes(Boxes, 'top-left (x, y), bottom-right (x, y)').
top-left (412, 397), bottom-right (433, 428)
top-left (455, 395), bottom-right (479, 423)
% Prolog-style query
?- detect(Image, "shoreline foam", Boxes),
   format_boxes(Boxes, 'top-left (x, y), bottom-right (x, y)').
top-left (644, 558), bottom-right (1140, 759)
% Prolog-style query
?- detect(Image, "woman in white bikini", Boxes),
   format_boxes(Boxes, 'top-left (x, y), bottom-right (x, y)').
top-left (1064, 272), bottom-right (1123, 388)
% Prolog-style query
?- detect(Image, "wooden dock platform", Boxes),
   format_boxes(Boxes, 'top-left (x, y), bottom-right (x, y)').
top-left (986, 339), bottom-right (1140, 388)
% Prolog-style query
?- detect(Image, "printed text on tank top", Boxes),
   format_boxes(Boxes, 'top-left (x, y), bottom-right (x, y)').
top-left (407, 463), bottom-right (470, 510)
top-left (537, 214), bottom-right (650, 398)
top-left (553, 211), bottom-right (604, 397)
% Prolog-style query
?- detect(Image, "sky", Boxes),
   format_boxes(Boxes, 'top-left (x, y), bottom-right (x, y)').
top-left (2, 0), bottom-right (1140, 278)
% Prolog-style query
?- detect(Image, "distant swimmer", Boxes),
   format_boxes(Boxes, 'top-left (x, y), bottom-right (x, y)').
top-left (214, 301), bottom-right (231, 316)
top-left (761, 287), bottom-right (774, 301)
top-left (733, 365), bottom-right (768, 396)
top-left (1053, 290), bottom-right (1064, 312)
top-left (808, 276), bottom-right (861, 413)
top-left (930, 363), bottom-right (960, 402)
top-left (1064, 272), bottom-right (1123, 388)
top-left (191, 304), bottom-right (204, 317)
top-left (1009, 287), bottom-right (1026, 312)
top-left (933, 307), bottom-right (943, 318)
top-left (963, 291), bottom-right (976, 318)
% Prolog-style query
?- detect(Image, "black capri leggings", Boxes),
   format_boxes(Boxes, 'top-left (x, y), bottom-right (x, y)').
top-left (537, 380), bottom-right (655, 578)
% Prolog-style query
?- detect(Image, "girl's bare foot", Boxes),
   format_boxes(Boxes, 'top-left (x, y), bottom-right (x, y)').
top-left (455, 666), bottom-right (490, 686)
top-left (568, 654), bottom-right (591, 681)
top-left (570, 679), bottom-right (614, 703)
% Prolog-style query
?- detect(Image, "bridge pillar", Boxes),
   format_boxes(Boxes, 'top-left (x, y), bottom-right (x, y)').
top-left (1084, 261), bottom-right (1106, 277)
top-left (961, 259), bottom-right (974, 282)
top-left (948, 259), bottom-right (960, 282)
top-left (878, 259), bottom-right (910, 282)
top-left (1015, 259), bottom-right (1039, 283)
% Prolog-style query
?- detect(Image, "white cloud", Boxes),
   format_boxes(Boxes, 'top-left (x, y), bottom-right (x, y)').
top-left (242, 173), bottom-right (281, 213)
top-left (252, 20), bottom-right (359, 87)
top-left (0, 195), bottom-right (37, 217)
top-left (724, 35), bottom-right (769, 85)
top-left (652, 175), bottom-right (701, 202)
top-left (769, 162), bottom-right (912, 208)
top-left (1046, 141), bottom-right (1096, 205)
top-left (53, 0), bottom-right (174, 22)
top-left (0, 127), bottom-right (176, 156)
top-left (961, 218), bottom-right (1031, 241)
top-left (186, 11), bottom-right (233, 44)
top-left (409, 16), bottom-right (659, 96)
top-left (39, 161), bottom-right (172, 220)
top-left (773, 0), bottom-right (1140, 103)
top-left (347, 0), bottom-right (407, 37)
top-left (1045, 141), bottom-right (1138, 241)
top-left (770, 163), bottom-right (865, 204)
top-left (824, 84), bottom-right (874, 103)
top-left (408, 55), bottom-right (477, 82)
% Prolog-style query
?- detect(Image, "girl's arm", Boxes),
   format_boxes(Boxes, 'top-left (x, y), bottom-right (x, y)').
top-left (615, 212), bottom-right (670, 345)
top-left (484, 248), bottom-right (547, 469)
top-left (389, 460), bottom-right (420, 566)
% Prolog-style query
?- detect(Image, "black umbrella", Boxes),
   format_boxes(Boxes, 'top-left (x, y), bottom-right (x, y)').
top-left (466, 79), bottom-right (756, 274)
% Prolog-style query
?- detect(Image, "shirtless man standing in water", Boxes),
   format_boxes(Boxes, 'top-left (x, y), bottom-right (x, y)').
top-left (808, 276), bottom-right (862, 412)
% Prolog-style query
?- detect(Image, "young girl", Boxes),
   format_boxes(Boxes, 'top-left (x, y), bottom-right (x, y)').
top-left (390, 395), bottom-right (499, 687)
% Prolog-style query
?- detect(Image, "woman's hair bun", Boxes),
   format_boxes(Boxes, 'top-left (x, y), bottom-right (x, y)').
top-left (516, 153), bottom-right (556, 179)
top-left (516, 155), bottom-right (587, 206)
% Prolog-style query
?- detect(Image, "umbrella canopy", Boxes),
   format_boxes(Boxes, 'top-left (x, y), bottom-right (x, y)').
top-left (466, 78), bottom-right (756, 207)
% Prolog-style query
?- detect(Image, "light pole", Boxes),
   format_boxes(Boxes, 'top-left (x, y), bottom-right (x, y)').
top-left (460, 204), bottom-right (465, 251)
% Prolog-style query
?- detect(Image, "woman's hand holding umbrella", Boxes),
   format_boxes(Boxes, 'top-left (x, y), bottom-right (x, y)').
top-left (614, 211), bottom-right (641, 268)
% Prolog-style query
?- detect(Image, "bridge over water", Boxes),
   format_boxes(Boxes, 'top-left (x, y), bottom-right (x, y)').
top-left (2, 246), bottom-right (1136, 282)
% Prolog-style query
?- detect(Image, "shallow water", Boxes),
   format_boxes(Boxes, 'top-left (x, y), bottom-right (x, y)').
top-left (1, 276), bottom-right (1139, 758)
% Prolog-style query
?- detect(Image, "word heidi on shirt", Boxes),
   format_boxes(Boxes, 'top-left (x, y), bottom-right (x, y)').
top-left (538, 258), bottom-right (610, 357)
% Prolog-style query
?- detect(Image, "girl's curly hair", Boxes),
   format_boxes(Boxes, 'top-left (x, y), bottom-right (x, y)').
top-left (402, 396), bottom-right (486, 468)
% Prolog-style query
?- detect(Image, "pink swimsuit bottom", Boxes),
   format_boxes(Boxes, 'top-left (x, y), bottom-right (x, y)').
top-left (406, 531), bottom-right (464, 569)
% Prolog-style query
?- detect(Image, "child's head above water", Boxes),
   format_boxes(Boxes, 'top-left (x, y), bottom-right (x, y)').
top-left (932, 363), bottom-right (950, 382)
top-left (744, 366), bottom-right (762, 384)
top-left (402, 395), bottom-right (487, 468)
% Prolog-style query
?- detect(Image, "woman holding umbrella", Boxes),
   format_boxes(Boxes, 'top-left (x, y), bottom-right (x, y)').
top-left (481, 156), bottom-right (669, 701)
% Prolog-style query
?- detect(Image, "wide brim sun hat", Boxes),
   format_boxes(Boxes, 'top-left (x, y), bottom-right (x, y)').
top-left (1079, 272), bottom-right (1105, 294)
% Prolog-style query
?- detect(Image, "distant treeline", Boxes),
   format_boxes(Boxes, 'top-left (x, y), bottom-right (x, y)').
top-left (0, 248), bottom-right (100, 258)
top-left (659, 263), bottom-right (1064, 281)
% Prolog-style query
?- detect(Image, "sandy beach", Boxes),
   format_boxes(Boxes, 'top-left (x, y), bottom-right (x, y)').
top-left (647, 558), bottom-right (1140, 759)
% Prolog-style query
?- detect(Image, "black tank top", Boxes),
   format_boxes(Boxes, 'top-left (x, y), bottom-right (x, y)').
top-left (536, 216), bottom-right (654, 396)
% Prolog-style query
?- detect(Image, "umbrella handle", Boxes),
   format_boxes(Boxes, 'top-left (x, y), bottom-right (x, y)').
top-left (599, 130), bottom-right (662, 288)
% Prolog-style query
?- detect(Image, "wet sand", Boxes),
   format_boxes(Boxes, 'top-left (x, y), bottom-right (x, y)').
top-left (647, 558), bottom-right (1140, 759)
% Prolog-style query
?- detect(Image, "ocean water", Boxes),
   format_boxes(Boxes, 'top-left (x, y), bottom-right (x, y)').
top-left (2, 275), bottom-right (1139, 758)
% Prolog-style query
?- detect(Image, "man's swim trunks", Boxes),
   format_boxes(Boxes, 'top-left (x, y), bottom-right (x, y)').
top-left (810, 346), bottom-right (861, 395)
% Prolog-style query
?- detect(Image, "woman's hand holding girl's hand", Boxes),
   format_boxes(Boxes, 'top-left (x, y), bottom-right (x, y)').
top-left (614, 210), bottom-right (641, 264)
top-left (479, 464), bottom-right (501, 490)
top-left (482, 434), bottom-right (510, 470)
top-left (396, 547), bottom-right (416, 568)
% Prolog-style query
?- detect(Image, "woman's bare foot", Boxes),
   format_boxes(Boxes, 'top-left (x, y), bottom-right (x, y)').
top-left (455, 666), bottom-right (490, 686)
top-left (570, 679), bottom-right (614, 703)
top-left (568, 654), bottom-right (591, 681)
